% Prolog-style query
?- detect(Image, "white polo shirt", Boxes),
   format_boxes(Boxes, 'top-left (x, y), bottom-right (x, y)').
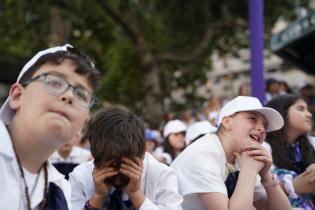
top-left (0, 120), bottom-right (71, 210)
top-left (171, 133), bottom-right (266, 210)
top-left (69, 152), bottom-right (183, 210)
top-left (50, 146), bottom-right (91, 164)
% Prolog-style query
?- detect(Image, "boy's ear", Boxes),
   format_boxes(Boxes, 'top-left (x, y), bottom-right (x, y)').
top-left (8, 83), bottom-right (24, 110)
top-left (221, 116), bottom-right (232, 131)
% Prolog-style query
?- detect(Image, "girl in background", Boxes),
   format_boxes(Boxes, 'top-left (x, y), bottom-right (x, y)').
top-left (265, 94), bottom-right (315, 209)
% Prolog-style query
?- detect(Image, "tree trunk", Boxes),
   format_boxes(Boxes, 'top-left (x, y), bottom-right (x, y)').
top-left (143, 64), bottom-right (163, 129)
top-left (49, 6), bottom-right (71, 45)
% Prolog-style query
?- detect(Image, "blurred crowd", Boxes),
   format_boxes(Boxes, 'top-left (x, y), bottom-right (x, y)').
top-left (3, 44), bottom-right (315, 210)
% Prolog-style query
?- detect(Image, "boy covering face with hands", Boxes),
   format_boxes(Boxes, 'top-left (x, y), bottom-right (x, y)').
top-left (69, 106), bottom-right (183, 210)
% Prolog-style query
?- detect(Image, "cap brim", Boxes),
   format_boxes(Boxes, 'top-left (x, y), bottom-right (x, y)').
top-left (0, 97), bottom-right (14, 125)
top-left (252, 108), bottom-right (284, 132)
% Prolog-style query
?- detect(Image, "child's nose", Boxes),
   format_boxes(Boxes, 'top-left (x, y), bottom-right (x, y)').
top-left (60, 88), bottom-right (75, 105)
top-left (306, 110), bottom-right (312, 118)
top-left (256, 121), bottom-right (266, 132)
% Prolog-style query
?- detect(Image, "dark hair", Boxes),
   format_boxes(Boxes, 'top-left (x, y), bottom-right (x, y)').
top-left (84, 106), bottom-right (145, 168)
top-left (265, 94), bottom-right (315, 171)
top-left (19, 46), bottom-right (101, 92)
top-left (163, 131), bottom-right (186, 161)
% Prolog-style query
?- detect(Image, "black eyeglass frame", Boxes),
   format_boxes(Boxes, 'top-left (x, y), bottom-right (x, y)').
top-left (21, 72), bottom-right (97, 109)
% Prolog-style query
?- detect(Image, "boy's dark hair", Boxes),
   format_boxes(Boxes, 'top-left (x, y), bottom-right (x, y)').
top-left (19, 46), bottom-right (101, 91)
top-left (84, 106), bottom-right (145, 168)
top-left (265, 94), bottom-right (315, 172)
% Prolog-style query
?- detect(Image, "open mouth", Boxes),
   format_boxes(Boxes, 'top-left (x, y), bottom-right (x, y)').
top-left (249, 134), bottom-right (260, 143)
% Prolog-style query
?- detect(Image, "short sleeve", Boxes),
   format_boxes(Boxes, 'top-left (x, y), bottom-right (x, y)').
top-left (172, 148), bottom-right (227, 197)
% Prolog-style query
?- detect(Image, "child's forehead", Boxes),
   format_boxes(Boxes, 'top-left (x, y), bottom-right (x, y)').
top-left (33, 60), bottom-right (93, 91)
top-left (239, 111), bottom-right (268, 123)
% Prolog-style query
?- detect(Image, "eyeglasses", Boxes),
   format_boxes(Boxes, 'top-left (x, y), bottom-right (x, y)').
top-left (22, 73), bottom-right (96, 109)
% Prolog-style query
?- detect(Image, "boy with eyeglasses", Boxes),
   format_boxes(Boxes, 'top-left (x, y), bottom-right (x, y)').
top-left (0, 44), bottom-right (101, 210)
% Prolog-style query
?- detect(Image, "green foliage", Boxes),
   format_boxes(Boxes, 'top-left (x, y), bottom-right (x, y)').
top-left (0, 0), bottom-right (304, 113)
top-left (0, 0), bottom-right (50, 55)
top-left (99, 37), bottom-right (145, 113)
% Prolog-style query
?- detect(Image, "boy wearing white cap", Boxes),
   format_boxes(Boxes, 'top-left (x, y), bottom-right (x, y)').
top-left (171, 96), bottom-right (293, 210)
top-left (0, 45), bottom-right (101, 210)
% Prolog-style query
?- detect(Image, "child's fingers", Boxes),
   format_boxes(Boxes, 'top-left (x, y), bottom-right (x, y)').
top-left (244, 142), bottom-right (261, 151)
top-left (252, 155), bottom-right (272, 163)
top-left (119, 168), bottom-right (141, 180)
top-left (98, 159), bottom-right (115, 169)
top-left (93, 167), bottom-right (117, 179)
top-left (120, 163), bottom-right (141, 174)
top-left (301, 168), bottom-right (312, 177)
top-left (121, 157), bottom-right (143, 169)
top-left (93, 170), bottom-right (118, 184)
top-left (246, 149), bottom-right (270, 158)
top-left (133, 157), bottom-right (143, 167)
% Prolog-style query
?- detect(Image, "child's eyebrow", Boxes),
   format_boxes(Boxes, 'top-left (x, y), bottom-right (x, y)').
top-left (248, 112), bottom-right (268, 128)
top-left (45, 70), bottom-right (91, 90)
top-left (45, 70), bottom-right (67, 79)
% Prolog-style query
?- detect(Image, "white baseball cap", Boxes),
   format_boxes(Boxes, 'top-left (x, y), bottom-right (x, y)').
top-left (185, 121), bottom-right (217, 145)
top-left (0, 44), bottom-right (73, 125)
top-left (217, 96), bottom-right (284, 132)
top-left (163, 119), bottom-right (187, 138)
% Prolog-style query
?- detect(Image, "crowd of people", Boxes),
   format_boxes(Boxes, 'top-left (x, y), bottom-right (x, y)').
top-left (0, 44), bottom-right (314, 210)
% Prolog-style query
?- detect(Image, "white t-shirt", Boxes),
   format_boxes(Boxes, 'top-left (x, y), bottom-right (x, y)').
top-left (0, 120), bottom-right (71, 210)
top-left (152, 146), bottom-right (172, 165)
top-left (308, 136), bottom-right (315, 150)
top-left (171, 133), bottom-right (266, 210)
top-left (69, 152), bottom-right (183, 210)
top-left (49, 146), bottom-right (91, 164)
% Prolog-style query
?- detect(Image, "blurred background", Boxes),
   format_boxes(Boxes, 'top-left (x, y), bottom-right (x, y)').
top-left (1, 0), bottom-right (315, 128)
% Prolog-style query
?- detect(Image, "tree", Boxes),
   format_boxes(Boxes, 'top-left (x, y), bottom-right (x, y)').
top-left (0, 0), bottom-right (302, 127)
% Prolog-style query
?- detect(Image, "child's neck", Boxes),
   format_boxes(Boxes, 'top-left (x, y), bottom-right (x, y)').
top-left (9, 122), bottom-right (54, 173)
top-left (58, 148), bottom-right (72, 159)
top-left (217, 132), bottom-right (236, 164)
top-left (285, 127), bottom-right (301, 144)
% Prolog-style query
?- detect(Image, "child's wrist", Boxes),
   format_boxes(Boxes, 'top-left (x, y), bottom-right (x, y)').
top-left (241, 168), bottom-right (259, 177)
top-left (84, 200), bottom-right (104, 210)
top-left (127, 189), bottom-right (143, 198)
top-left (260, 171), bottom-right (273, 183)
top-left (128, 190), bottom-right (146, 209)
top-left (89, 193), bottom-right (108, 208)
top-left (261, 174), bottom-right (279, 190)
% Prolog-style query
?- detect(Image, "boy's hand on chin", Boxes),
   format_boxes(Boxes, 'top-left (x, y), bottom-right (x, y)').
top-left (244, 143), bottom-right (273, 180)
top-left (234, 150), bottom-right (264, 174)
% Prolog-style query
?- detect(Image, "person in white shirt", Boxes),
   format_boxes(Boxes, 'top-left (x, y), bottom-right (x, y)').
top-left (0, 44), bottom-right (101, 210)
top-left (172, 96), bottom-right (293, 210)
top-left (50, 133), bottom-right (92, 179)
top-left (69, 106), bottom-right (183, 210)
top-left (50, 143), bottom-right (91, 164)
